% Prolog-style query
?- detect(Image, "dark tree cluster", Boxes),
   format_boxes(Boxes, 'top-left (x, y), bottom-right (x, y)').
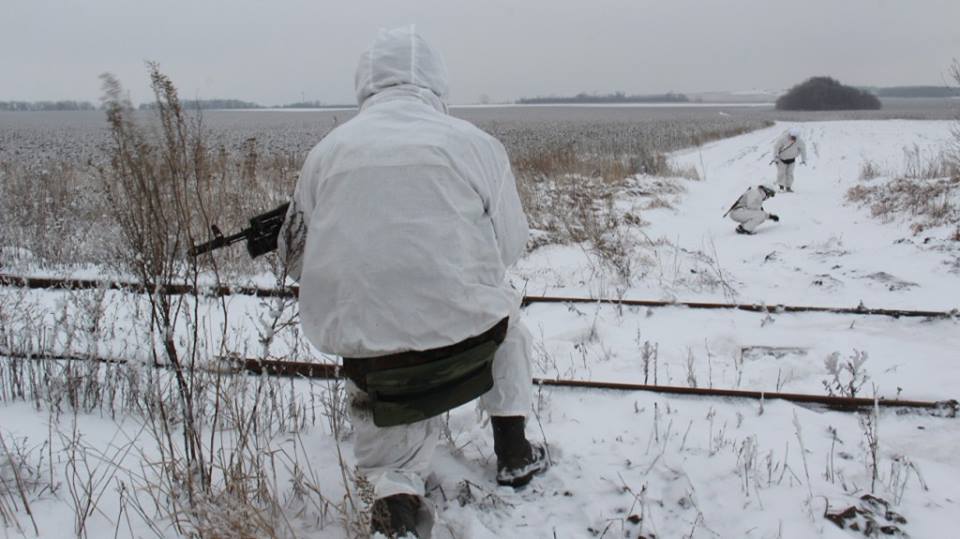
top-left (776, 77), bottom-right (882, 111)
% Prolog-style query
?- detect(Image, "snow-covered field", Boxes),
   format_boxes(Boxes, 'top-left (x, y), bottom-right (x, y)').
top-left (2, 120), bottom-right (959, 538)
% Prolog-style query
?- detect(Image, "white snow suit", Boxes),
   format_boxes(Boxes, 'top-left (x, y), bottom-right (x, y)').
top-left (728, 186), bottom-right (772, 232)
top-left (278, 26), bottom-right (533, 508)
top-left (772, 132), bottom-right (808, 190)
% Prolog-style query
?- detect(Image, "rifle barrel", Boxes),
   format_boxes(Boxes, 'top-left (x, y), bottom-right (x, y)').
top-left (188, 229), bottom-right (249, 257)
top-left (187, 202), bottom-right (290, 258)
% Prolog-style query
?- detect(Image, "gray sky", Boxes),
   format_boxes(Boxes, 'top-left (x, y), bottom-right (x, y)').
top-left (3, 0), bottom-right (959, 105)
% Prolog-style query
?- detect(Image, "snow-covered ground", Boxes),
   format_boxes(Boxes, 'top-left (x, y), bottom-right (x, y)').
top-left (503, 120), bottom-right (960, 538)
top-left (518, 120), bottom-right (960, 399)
top-left (2, 121), bottom-right (959, 538)
top-left (520, 120), bottom-right (959, 310)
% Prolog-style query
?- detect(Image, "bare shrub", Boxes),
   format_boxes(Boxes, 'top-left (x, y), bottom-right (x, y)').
top-left (80, 66), bottom-right (341, 537)
top-left (902, 144), bottom-right (958, 179)
top-left (645, 196), bottom-right (675, 210)
top-left (846, 146), bottom-right (959, 233)
top-left (518, 169), bottom-right (641, 282)
top-left (858, 392), bottom-right (881, 495)
top-left (949, 60), bottom-right (960, 173)
top-left (822, 350), bottom-right (869, 399)
top-left (859, 159), bottom-right (883, 181)
top-left (574, 195), bottom-right (636, 283)
top-left (0, 160), bottom-right (114, 269)
top-left (845, 184), bottom-right (872, 204)
top-left (0, 432), bottom-right (43, 535)
top-left (97, 68), bottom-right (222, 518)
top-left (638, 339), bottom-right (658, 385)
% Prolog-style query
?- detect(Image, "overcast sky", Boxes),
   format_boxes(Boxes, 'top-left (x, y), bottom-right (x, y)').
top-left (3, 0), bottom-right (959, 105)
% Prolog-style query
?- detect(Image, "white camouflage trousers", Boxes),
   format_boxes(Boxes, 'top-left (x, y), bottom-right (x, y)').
top-left (776, 161), bottom-right (796, 189)
top-left (729, 208), bottom-right (768, 232)
top-left (348, 303), bottom-right (533, 502)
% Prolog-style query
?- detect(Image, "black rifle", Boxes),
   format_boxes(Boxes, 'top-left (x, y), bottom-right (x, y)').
top-left (723, 195), bottom-right (744, 218)
top-left (188, 203), bottom-right (290, 258)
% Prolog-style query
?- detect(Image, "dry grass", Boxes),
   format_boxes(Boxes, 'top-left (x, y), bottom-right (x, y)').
top-left (0, 108), bottom-right (303, 277)
top-left (847, 145), bottom-right (960, 235)
top-left (859, 159), bottom-right (884, 181)
top-left (508, 121), bottom-right (758, 280)
top-left (0, 431), bottom-right (44, 535)
top-left (0, 66), bottom-right (353, 538)
top-left (0, 286), bottom-right (345, 537)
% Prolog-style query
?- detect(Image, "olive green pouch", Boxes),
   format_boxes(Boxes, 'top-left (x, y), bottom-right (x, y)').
top-left (365, 340), bottom-right (498, 427)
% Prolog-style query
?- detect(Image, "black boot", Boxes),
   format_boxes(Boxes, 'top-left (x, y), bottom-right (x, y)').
top-left (370, 494), bottom-right (420, 538)
top-left (491, 416), bottom-right (549, 487)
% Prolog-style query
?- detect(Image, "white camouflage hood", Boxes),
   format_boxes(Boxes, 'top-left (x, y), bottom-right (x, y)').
top-left (354, 26), bottom-right (449, 111)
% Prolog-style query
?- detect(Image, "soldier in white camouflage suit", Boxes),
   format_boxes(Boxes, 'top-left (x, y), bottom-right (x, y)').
top-left (726, 185), bottom-right (780, 234)
top-left (278, 26), bottom-right (547, 539)
top-left (772, 127), bottom-right (808, 192)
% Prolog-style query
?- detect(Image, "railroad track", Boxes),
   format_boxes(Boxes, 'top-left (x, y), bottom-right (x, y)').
top-left (3, 273), bottom-right (957, 415)
top-left (2, 273), bottom-right (957, 319)
top-left (3, 350), bottom-right (956, 417)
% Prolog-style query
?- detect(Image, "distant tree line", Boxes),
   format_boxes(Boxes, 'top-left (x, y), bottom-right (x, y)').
top-left (868, 86), bottom-right (960, 98)
top-left (279, 100), bottom-right (357, 109)
top-left (517, 91), bottom-right (689, 105)
top-left (136, 99), bottom-right (359, 110)
top-left (0, 100), bottom-right (97, 111)
top-left (138, 98), bottom-right (262, 110)
top-left (0, 98), bottom-right (359, 111)
top-left (776, 77), bottom-right (881, 111)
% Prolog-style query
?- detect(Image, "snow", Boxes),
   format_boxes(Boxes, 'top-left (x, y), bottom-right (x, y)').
top-left (474, 102), bottom-right (775, 109)
top-left (520, 120), bottom-right (959, 310)
top-left (2, 120), bottom-right (960, 538)
top-left (665, 121), bottom-right (956, 307)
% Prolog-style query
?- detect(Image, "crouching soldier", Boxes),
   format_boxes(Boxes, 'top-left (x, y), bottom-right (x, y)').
top-left (725, 185), bottom-right (779, 235)
top-left (278, 26), bottom-right (548, 538)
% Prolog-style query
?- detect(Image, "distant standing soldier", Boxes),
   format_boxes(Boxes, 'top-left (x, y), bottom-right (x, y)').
top-left (724, 185), bottom-right (779, 234)
top-left (771, 127), bottom-right (807, 192)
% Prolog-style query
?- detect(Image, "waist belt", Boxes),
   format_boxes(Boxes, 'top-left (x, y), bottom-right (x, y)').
top-left (342, 317), bottom-right (509, 427)
top-left (779, 157), bottom-right (796, 165)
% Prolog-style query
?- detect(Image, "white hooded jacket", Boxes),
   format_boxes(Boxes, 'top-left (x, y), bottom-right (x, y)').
top-left (280, 27), bottom-right (529, 358)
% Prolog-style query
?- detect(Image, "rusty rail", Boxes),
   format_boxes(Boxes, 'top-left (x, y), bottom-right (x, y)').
top-left (3, 351), bottom-right (956, 415)
top-left (237, 357), bottom-right (956, 415)
top-left (521, 295), bottom-right (958, 319)
top-left (0, 274), bottom-right (293, 299)
top-left (2, 273), bottom-right (957, 319)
